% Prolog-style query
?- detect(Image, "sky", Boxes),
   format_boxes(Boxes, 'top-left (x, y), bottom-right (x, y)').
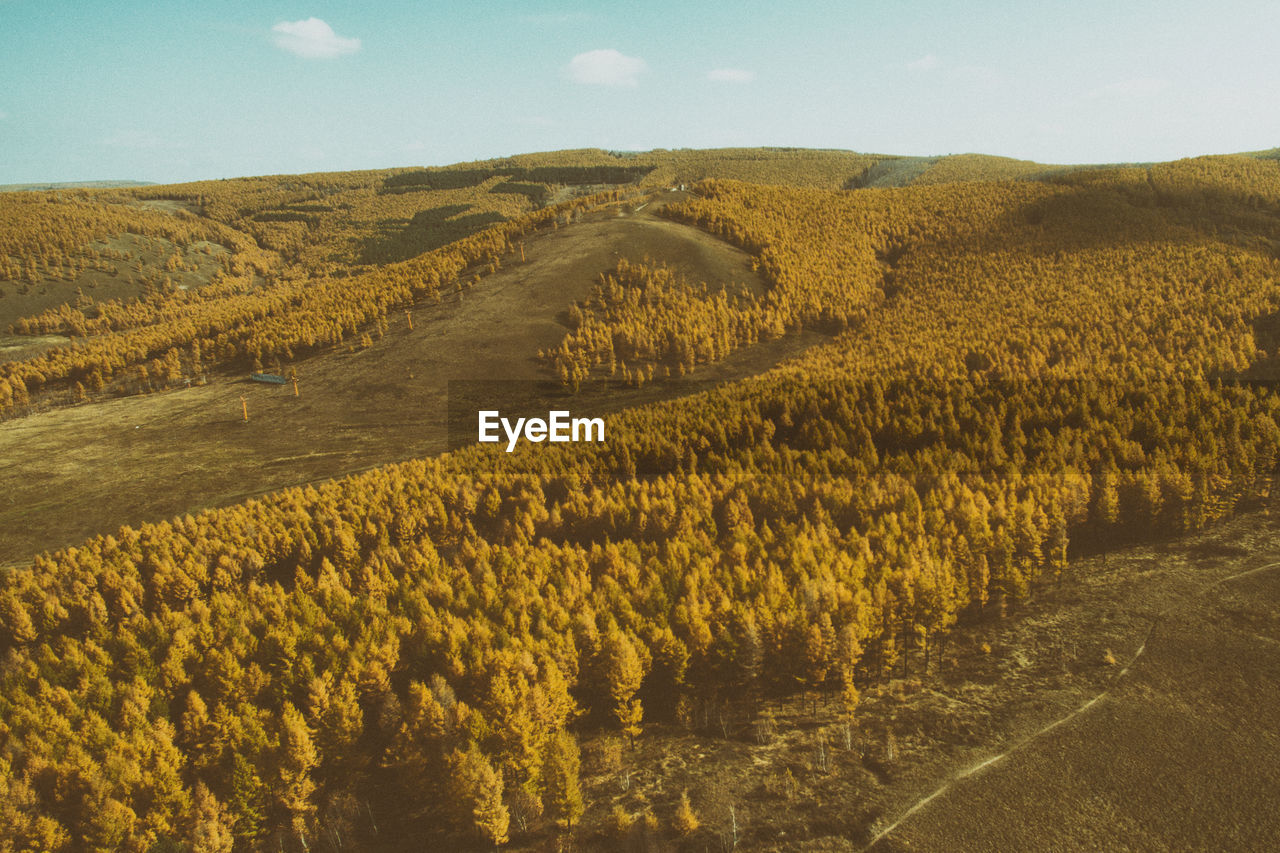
top-left (2, 0), bottom-right (1278, 184)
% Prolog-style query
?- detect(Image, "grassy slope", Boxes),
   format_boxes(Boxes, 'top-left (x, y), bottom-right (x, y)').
top-left (4, 148), bottom-right (1280, 850)
top-left (0, 200), bottom-right (820, 566)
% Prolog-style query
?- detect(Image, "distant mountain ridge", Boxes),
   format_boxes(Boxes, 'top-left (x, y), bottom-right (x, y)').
top-left (0, 179), bottom-right (153, 192)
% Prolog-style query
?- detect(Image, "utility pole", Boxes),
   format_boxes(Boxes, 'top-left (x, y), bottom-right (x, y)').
top-left (240, 396), bottom-right (248, 423)
top-left (406, 309), bottom-right (413, 331)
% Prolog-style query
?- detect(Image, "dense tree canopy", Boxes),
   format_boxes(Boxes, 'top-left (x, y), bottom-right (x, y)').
top-left (3, 151), bottom-right (1280, 849)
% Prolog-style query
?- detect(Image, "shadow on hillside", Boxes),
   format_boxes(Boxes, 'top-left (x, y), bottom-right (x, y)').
top-left (359, 204), bottom-right (508, 264)
top-left (976, 169), bottom-right (1280, 262)
top-left (490, 180), bottom-right (548, 205)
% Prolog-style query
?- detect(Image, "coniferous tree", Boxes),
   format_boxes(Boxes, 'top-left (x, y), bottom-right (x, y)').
top-left (541, 731), bottom-right (583, 832)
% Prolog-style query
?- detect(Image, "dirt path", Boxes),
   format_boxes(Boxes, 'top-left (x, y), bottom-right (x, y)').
top-left (860, 534), bottom-right (1280, 852)
top-left (0, 203), bottom-right (813, 565)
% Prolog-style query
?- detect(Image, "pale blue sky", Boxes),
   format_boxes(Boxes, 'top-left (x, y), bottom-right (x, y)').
top-left (2, 0), bottom-right (1278, 183)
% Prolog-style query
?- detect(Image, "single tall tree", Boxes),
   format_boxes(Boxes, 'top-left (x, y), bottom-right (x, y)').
top-left (542, 730), bottom-right (584, 832)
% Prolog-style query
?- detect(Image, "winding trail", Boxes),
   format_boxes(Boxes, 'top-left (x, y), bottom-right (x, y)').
top-left (859, 558), bottom-right (1280, 852)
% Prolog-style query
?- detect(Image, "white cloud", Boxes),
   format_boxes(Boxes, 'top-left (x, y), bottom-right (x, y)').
top-left (907, 54), bottom-right (940, 72)
top-left (708, 68), bottom-right (756, 84)
top-left (1086, 77), bottom-right (1168, 99)
top-left (272, 18), bottom-right (361, 59)
top-left (566, 49), bottom-right (648, 87)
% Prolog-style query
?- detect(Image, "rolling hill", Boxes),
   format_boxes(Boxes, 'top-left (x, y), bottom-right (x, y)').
top-left (2, 147), bottom-right (1280, 852)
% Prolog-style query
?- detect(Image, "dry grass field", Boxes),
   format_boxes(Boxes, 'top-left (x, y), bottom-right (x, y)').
top-left (0, 198), bottom-right (815, 567)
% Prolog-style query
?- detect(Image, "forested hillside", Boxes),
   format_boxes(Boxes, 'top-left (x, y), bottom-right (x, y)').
top-left (0, 148), bottom-right (890, 414)
top-left (3, 150), bottom-right (1280, 850)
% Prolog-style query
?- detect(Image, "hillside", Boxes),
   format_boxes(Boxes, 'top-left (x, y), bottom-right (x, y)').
top-left (2, 147), bottom-right (1280, 852)
top-left (0, 197), bottom-right (821, 566)
top-left (0, 181), bottom-right (154, 192)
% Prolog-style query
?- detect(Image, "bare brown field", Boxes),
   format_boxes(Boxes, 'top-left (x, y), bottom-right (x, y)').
top-left (862, 532), bottom-right (1280, 853)
top-left (528, 507), bottom-right (1280, 852)
top-left (0, 201), bottom-right (815, 567)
